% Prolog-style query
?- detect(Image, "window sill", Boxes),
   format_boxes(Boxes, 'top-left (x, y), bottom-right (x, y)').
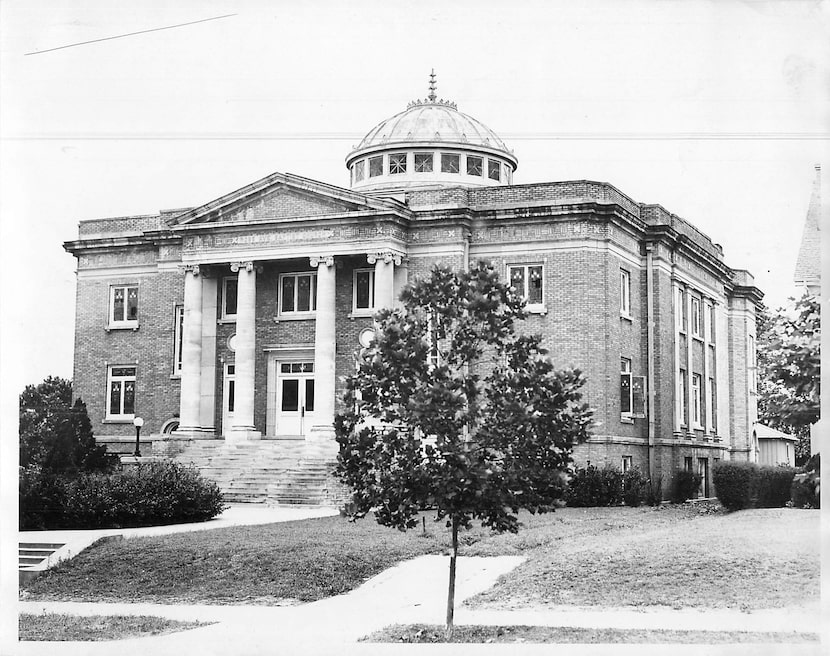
top-left (348, 311), bottom-right (375, 320)
top-left (217, 318), bottom-right (237, 325)
top-left (526, 304), bottom-right (547, 315)
top-left (691, 334), bottom-right (704, 342)
top-left (170, 374), bottom-right (181, 380)
top-left (105, 323), bottom-right (139, 332)
top-left (273, 313), bottom-right (316, 322)
top-left (620, 314), bottom-right (633, 323)
top-left (620, 415), bottom-right (635, 424)
top-left (103, 418), bottom-right (135, 424)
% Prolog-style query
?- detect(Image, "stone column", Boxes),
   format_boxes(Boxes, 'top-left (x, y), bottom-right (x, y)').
top-left (177, 265), bottom-right (203, 433)
top-left (199, 276), bottom-right (218, 433)
top-left (309, 255), bottom-right (336, 447)
top-left (228, 261), bottom-right (261, 441)
top-left (367, 251), bottom-right (401, 311)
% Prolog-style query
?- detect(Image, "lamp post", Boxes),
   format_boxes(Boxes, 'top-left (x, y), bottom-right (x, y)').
top-left (133, 416), bottom-right (144, 457)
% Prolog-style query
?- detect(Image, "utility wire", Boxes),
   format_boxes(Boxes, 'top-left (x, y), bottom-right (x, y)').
top-left (24, 14), bottom-right (237, 56)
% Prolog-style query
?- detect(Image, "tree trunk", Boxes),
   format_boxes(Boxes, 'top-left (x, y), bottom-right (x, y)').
top-left (445, 516), bottom-right (459, 640)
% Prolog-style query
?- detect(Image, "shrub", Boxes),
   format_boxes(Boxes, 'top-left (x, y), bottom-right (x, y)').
top-left (644, 474), bottom-right (663, 506)
top-left (791, 454), bottom-right (820, 509)
top-left (20, 460), bottom-right (226, 530)
top-left (565, 465), bottom-right (623, 507)
top-left (712, 461), bottom-right (755, 510)
top-left (19, 466), bottom-right (67, 530)
top-left (671, 469), bottom-right (703, 504)
top-left (753, 465), bottom-right (796, 508)
top-left (622, 468), bottom-right (648, 507)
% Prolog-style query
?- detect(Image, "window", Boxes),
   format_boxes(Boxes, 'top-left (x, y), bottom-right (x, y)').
top-left (675, 288), bottom-right (686, 331)
top-left (707, 303), bottom-right (716, 342)
top-left (414, 153), bottom-right (433, 172)
top-left (173, 305), bottom-right (184, 375)
top-left (107, 366), bottom-right (136, 419)
top-left (110, 285), bottom-right (138, 326)
top-left (466, 155), bottom-right (483, 176)
top-left (368, 156), bottom-right (383, 177)
top-left (279, 272), bottom-right (316, 315)
top-left (509, 264), bottom-right (544, 307)
top-left (621, 357), bottom-right (647, 419)
top-left (222, 277), bottom-right (238, 319)
top-left (679, 368), bottom-right (688, 426)
top-left (709, 377), bottom-right (717, 432)
top-left (488, 159), bottom-right (501, 181)
top-left (426, 311), bottom-right (441, 370)
top-left (691, 297), bottom-right (702, 337)
top-left (353, 269), bottom-right (375, 312)
top-left (621, 456), bottom-right (633, 473)
top-left (684, 456), bottom-right (693, 471)
top-left (354, 160), bottom-right (365, 182)
top-left (389, 153), bottom-right (407, 174)
top-left (441, 153), bottom-right (459, 173)
top-left (748, 334), bottom-right (757, 391)
top-left (620, 269), bottom-right (631, 317)
top-left (503, 164), bottom-right (512, 184)
top-left (692, 373), bottom-right (702, 427)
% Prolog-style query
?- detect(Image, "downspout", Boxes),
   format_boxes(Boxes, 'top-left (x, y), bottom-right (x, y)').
top-left (646, 243), bottom-right (657, 483)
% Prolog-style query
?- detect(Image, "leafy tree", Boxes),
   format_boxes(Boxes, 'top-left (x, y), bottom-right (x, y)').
top-left (19, 376), bottom-right (113, 473)
top-left (335, 263), bottom-right (592, 637)
top-left (757, 294), bottom-right (820, 465)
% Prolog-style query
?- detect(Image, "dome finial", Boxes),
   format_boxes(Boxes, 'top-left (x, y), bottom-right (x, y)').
top-left (428, 69), bottom-right (437, 102)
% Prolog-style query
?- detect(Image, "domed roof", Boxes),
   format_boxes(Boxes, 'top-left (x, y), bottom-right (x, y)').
top-left (356, 99), bottom-right (511, 153)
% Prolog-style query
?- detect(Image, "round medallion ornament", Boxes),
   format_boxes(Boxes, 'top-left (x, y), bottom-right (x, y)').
top-left (228, 334), bottom-right (237, 352)
top-left (358, 327), bottom-right (376, 349)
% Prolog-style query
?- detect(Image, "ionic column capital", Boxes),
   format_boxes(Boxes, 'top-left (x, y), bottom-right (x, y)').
top-left (230, 261), bottom-right (259, 273)
top-left (310, 255), bottom-right (335, 268)
top-left (367, 251), bottom-right (403, 266)
top-left (179, 264), bottom-right (201, 276)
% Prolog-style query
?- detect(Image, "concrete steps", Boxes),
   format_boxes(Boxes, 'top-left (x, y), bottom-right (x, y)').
top-left (19, 542), bottom-right (66, 583)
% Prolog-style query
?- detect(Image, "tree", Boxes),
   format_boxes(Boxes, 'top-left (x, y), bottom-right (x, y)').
top-left (20, 376), bottom-right (113, 473)
top-left (334, 263), bottom-right (592, 637)
top-left (757, 293), bottom-right (820, 465)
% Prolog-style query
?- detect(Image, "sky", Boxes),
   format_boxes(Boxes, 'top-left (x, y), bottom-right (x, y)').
top-left (1, 0), bottom-right (828, 397)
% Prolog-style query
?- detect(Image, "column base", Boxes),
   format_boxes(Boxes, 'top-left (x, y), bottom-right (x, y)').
top-left (226, 428), bottom-right (263, 443)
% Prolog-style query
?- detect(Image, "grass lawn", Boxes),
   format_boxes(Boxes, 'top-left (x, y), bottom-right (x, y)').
top-left (20, 505), bottom-right (819, 610)
top-left (19, 613), bottom-right (210, 641)
top-left (362, 624), bottom-right (820, 644)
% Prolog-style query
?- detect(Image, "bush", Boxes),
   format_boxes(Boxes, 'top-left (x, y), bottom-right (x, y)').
top-left (712, 461), bottom-right (755, 510)
top-left (791, 454), bottom-right (820, 509)
top-left (19, 466), bottom-right (67, 530)
top-left (644, 474), bottom-right (663, 506)
top-left (753, 465), bottom-right (796, 508)
top-left (20, 460), bottom-right (226, 530)
top-left (565, 465), bottom-right (623, 507)
top-left (671, 469), bottom-right (703, 504)
top-left (622, 468), bottom-right (648, 507)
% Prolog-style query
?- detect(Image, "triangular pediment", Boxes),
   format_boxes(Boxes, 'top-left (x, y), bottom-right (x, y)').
top-left (167, 172), bottom-right (406, 227)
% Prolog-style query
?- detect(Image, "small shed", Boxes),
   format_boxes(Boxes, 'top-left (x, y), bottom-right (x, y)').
top-left (753, 423), bottom-right (797, 467)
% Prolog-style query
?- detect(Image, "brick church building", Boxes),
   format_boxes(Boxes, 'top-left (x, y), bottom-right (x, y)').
top-left (64, 77), bottom-right (762, 503)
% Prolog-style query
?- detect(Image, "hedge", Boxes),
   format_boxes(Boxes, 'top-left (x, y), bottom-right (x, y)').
top-left (20, 460), bottom-right (226, 530)
top-left (712, 461), bottom-right (797, 511)
top-left (671, 469), bottom-right (703, 504)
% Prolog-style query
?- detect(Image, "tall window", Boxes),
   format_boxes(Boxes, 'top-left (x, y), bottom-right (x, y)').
top-left (353, 160), bottom-right (365, 182)
top-left (709, 377), bottom-right (717, 432)
top-left (621, 456), bottom-right (633, 473)
top-left (620, 357), bottom-right (647, 419)
top-left (488, 159), bottom-right (501, 181)
top-left (675, 287), bottom-right (686, 332)
top-left (279, 272), bottom-right (317, 315)
top-left (679, 368), bottom-right (688, 426)
top-left (353, 269), bottom-right (375, 312)
top-left (107, 366), bottom-right (136, 419)
top-left (620, 358), bottom-right (632, 415)
top-left (620, 269), bottom-right (631, 317)
top-left (707, 303), bottom-right (716, 342)
top-left (692, 373), bottom-right (702, 427)
top-left (173, 305), bottom-right (184, 375)
top-left (509, 264), bottom-right (544, 307)
top-left (414, 153), bottom-right (433, 172)
top-left (441, 153), bottom-right (459, 173)
top-left (368, 156), bottom-right (383, 177)
top-left (110, 285), bottom-right (139, 326)
top-left (389, 153), bottom-right (407, 174)
top-left (466, 155), bottom-right (483, 176)
top-left (222, 277), bottom-right (238, 319)
top-left (691, 297), bottom-right (702, 337)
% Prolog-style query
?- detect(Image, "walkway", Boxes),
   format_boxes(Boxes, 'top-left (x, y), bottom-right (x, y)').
top-left (16, 553), bottom-right (824, 655)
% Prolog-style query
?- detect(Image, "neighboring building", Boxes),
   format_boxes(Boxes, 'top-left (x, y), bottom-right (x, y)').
top-left (64, 76), bottom-right (763, 503)
top-left (794, 165), bottom-right (821, 296)
top-left (753, 423), bottom-right (797, 467)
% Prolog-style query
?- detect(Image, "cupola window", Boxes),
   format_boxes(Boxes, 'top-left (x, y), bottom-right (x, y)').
top-left (466, 156), bottom-right (483, 176)
top-left (354, 160), bottom-right (365, 182)
top-left (488, 159), bottom-right (501, 181)
top-left (389, 153), bottom-right (407, 175)
top-left (414, 153), bottom-right (433, 172)
top-left (369, 156), bottom-right (383, 177)
top-left (441, 153), bottom-right (460, 173)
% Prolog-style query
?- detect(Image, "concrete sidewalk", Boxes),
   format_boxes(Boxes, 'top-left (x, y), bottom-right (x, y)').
top-left (15, 554), bottom-right (823, 655)
top-left (19, 504), bottom-right (338, 575)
